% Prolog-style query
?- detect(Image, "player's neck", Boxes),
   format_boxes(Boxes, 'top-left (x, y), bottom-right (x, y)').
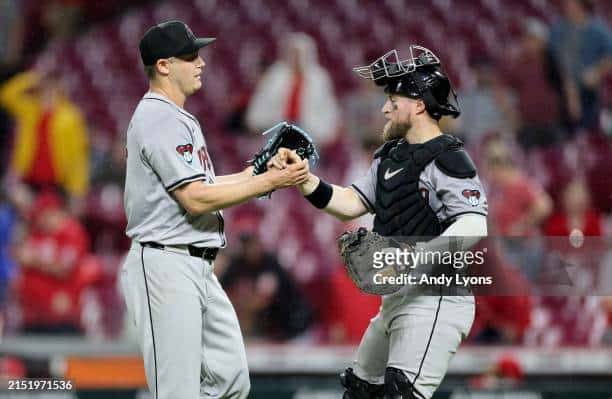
top-left (149, 82), bottom-right (187, 108)
top-left (404, 119), bottom-right (442, 144)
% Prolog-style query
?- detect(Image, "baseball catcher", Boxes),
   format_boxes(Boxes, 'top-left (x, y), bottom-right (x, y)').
top-left (271, 45), bottom-right (488, 399)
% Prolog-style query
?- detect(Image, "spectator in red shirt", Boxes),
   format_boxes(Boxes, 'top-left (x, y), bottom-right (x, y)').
top-left (544, 179), bottom-right (603, 269)
top-left (482, 136), bottom-right (552, 236)
top-left (14, 190), bottom-right (90, 334)
top-left (544, 178), bottom-right (602, 237)
top-left (482, 136), bottom-right (552, 279)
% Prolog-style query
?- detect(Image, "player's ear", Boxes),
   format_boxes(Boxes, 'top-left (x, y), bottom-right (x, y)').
top-left (155, 58), bottom-right (171, 77)
top-left (415, 99), bottom-right (428, 116)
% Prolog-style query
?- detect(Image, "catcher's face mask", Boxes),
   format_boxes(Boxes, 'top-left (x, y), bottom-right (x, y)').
top-left (353, 46), bottom-right (440, 81)
top-left (353, 45), bottom-right (461, 119)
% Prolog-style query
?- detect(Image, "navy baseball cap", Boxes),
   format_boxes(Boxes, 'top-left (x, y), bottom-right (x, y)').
top-left (139, 20), bottom-right (215, 66)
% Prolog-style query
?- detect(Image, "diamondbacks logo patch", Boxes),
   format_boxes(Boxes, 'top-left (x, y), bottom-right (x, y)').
top-left (462, 189), bottom-right (481, 207)
top-left (176, 144), bottom-right (194, 164)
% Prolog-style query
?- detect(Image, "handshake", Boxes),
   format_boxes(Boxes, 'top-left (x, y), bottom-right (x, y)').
top-left (249, 122), bottom-right (319, 194)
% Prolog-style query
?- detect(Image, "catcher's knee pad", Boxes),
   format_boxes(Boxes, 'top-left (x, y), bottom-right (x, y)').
top-left (340, 368), bottom-right (384, 399)
top-left (384, 367), bottom-right (418, 399)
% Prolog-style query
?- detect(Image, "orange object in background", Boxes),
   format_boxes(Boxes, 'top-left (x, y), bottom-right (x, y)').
top-left (64, 356), bottom-right (146, 389)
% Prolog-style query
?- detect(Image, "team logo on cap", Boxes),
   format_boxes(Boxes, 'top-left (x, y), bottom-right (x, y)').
top-left (462, 189), bottom-right (481, 207)
top-left (176, 143), bottom-right (194, 164)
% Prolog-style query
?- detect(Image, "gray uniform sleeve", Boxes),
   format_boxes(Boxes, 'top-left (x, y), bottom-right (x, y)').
top-left (349, 158), bottom-right (380, 213)
top-left (422, 162), bottom-right (488, 223)
top-left (142, 118), bottom-right (206, 191)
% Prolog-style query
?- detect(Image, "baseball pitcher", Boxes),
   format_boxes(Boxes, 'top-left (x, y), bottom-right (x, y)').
top-left (119, 20), bottom-right (309, 399)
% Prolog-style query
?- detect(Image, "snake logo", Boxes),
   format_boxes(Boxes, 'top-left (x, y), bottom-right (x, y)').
top-left (176, 144), bottom-right (194, 164)
top-left (462, 189), bottom-right (481, 207)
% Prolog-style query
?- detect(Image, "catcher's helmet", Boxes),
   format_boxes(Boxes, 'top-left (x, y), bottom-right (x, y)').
top-left (353, 46), bottom-right (460, 120)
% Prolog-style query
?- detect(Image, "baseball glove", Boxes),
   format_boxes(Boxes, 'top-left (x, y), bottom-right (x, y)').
top-left (250, 121), bottom-right (319, 176)
top-left (337, 228), bottom-right (414, 295)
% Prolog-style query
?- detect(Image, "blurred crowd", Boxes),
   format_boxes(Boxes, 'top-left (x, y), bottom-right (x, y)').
top-left (0, 0), bottom-right (612, 353)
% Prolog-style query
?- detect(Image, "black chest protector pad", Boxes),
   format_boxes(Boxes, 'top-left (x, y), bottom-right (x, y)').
top-left (372, 134), bottom-right (476, 237)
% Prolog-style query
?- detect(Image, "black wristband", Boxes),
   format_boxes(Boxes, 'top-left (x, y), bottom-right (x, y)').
top-left (305, 179), bottom-right (333, 209)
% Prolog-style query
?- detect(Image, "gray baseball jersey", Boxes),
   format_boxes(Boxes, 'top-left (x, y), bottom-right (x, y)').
top-left (350, 157), bottom-right (488, 222)
top-left (124, 92), bottom-right (226, 247)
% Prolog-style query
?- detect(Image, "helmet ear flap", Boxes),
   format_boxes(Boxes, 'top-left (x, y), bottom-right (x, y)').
top-left (422, 87), bottom-right (461, 120)
top-left (418, 68), bottom-right (461, 119)
top-left (422, 91), bottom-right (444, 120)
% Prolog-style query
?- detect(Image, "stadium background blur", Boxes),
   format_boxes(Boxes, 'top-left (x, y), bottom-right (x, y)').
top-left (1, 0), bottom-right (612, 397)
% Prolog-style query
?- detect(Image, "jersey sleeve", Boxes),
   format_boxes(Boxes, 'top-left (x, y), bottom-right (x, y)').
top-left (142, 118), bottom-right (206, 191)
top-left (349, 158), bottom-right (380, 213)
top-left (428, 163), bottom-right (488, 223)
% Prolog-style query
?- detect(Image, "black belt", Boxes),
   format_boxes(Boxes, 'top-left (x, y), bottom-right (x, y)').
top-left (140, 242), bottom-right (218, 261)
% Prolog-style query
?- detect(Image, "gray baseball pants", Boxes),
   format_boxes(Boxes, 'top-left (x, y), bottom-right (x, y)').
top-left (120, 241), bottom-right (250, 399)
top-left (352, 295), bottom-right (475, 399)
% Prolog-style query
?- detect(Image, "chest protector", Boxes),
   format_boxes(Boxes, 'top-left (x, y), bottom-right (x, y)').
top-left (373, 134), bottom-right (464, 237)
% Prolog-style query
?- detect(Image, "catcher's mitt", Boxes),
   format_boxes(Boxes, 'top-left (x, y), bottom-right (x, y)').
top-left (250, 121), bottom-right (319, 176)
top-left (337, 228), bottom-right (414, 295)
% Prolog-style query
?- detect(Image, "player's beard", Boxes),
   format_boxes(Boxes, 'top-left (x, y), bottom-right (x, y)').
top-left (383, 120), bottom-right (411, 141)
